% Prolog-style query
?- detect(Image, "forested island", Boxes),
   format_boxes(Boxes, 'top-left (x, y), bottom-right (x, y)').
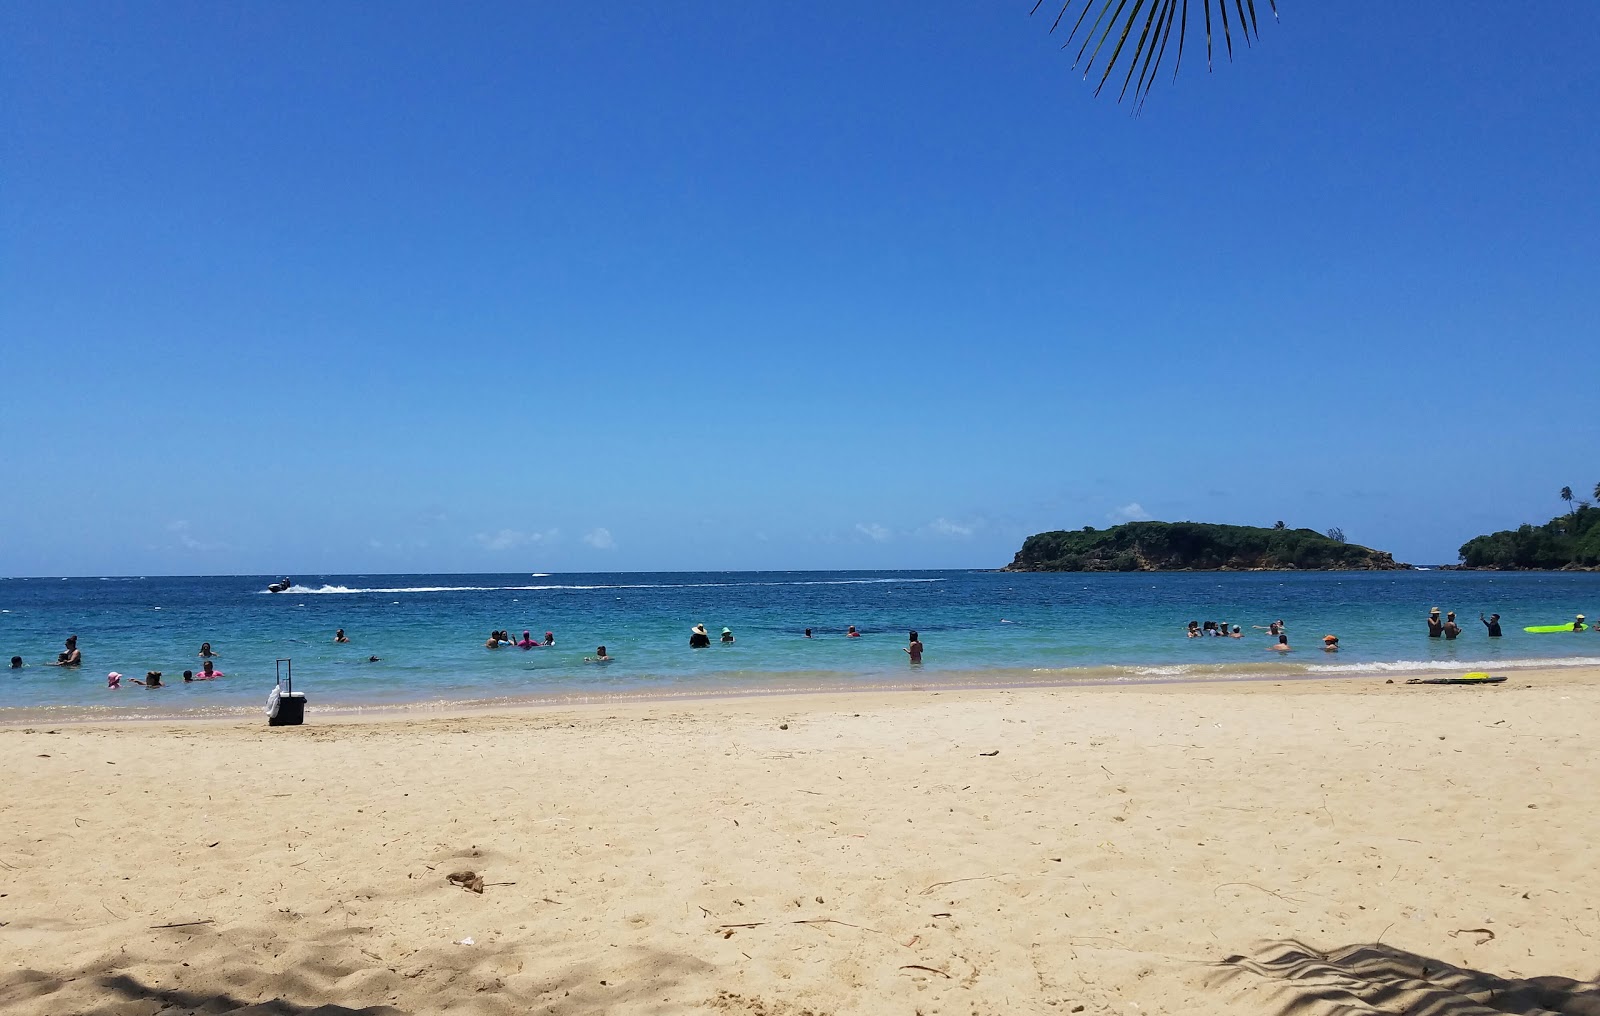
top-left (1456, 497), bottom-right (1600, 570)
top-left (1003, 521), bottom-right (1408, 572)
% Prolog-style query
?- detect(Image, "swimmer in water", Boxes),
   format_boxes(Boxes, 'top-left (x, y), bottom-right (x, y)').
top-left (517, 630), bottom-right (536, 649)
top-left (1229, 626), bottom-right (1243, 639)
top-left (721, 628), bottom-right (735, 643)
top-left (368, 655), bottom-right (380, 662)
top-left (1426, 608), bottom-right (1443, 638)
top-left (198, 659), bottom-right (221, 679)
top-left (131, 670), bottom-right (163, 687)
top-left (804, 628), bottom-right (813, 638)
top-left (1481, 612), bottom-right (1502, 637)
top-left (904, 630), bottom-right (923, 664)
top-left (1186, 621), bottom-right (1201, 638)
top-left (1267, 635), bottom-right (1291, 652)
top-left (846, 625), bottom-right (861, 638)
top-left (334, 629), bottom-right (349, 643)
top-left (485, 631), bottom-right (503, 649)
top-left (1322, 634), bottom-right (1339, 652)
top-left (543, 631), bottom-right (555, 646)
top-left (10, 656), bottom-right (22, 669)
top-left (585, 646), bottom-right (612, 663)
top-left (198, 642), bottom-right (217, 658)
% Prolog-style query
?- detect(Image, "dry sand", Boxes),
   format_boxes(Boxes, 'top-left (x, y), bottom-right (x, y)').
top-left (4, 670), bottom-right (1599, 1015)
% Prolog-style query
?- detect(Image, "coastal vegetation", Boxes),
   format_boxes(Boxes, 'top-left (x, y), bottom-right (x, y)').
top-left (1456, 484), bottom-right (1600, 569)
top-left (1003, 520), bottom-right (1406, 572)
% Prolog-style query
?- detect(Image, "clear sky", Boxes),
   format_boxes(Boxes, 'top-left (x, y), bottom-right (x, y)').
top-left (3, 2), bottom-right (1597, 576)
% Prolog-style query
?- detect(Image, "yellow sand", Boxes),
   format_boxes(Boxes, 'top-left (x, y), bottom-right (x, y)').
top-left (4, 670), bottom-right (1598, 1015)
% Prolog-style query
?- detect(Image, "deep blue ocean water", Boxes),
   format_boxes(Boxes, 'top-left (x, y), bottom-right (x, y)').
top-left (3, 570), bottom-right (1598, 717)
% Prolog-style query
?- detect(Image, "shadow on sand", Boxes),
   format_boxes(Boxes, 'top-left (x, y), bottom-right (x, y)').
top-left (1, 940), bottom-right (713, 1016)
top-left (1211, 939), bottom-right (1600, 1016)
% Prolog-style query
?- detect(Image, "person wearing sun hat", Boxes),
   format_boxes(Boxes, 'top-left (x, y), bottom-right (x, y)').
top-left (1427, 607), bottom-right (1444, 638)
top-left (1322, 634), bottom-right (1339, 653)
top-left (720, 627), bottom-right (735, 643)
top-left (689, 624), bottom-right (711, 649)
top-left (1577, 614), bottom-right (1589, 632)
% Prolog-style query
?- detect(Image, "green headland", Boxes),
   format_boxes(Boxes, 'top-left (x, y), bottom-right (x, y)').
top-left (1003, 521), bottom-right (1409, 572)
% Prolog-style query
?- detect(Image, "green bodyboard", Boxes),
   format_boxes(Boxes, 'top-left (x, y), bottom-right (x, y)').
top-left (1524, 624), bottom-right (1586, 633)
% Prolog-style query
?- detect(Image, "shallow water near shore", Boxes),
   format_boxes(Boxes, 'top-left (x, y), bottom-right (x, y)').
top-left (3, 569), bottom-right (1598, 717)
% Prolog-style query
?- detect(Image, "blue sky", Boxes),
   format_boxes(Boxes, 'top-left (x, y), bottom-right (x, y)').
top-left (3, 2), bottom-right (1597, 575)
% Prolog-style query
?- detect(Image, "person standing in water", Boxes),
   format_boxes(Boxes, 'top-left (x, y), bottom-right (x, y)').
top-left (1480, 613), bottom-right (1502, 637)
top-left (53, 636), bottom-right (81, 667)
top-left (904, 630), bottom-right (923, 664)
top-left (1427, 608), bottom-right (1444, 638)
top-left (334, 629), bottom-right (350, 643)
top-left (1443, 612), bottom-right (1462, 640)
top-left (1267, 635), bottom-right (1291, 652)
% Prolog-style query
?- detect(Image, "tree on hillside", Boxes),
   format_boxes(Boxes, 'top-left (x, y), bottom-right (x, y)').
top-left (1561, 486), bottom-right (1574, 519)
top-left (1035, 0), bottom-right (1277, 106)
top-left (1273, 520), bottom-right (1286, 530)
top-left (1594, 480), bottom-right (1600, 502)
top-left (1326, 527), bottom-right (1346, 543)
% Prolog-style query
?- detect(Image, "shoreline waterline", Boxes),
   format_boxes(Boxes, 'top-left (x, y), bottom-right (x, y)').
top-left (6, 658), bottom-right (1596, 727)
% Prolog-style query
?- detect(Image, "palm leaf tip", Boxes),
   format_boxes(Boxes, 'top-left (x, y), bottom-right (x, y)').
top-left (1036, 0), bottom-right (1277, 105)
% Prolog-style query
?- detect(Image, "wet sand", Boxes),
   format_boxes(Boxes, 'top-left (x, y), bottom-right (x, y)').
top-left (3, 668), bottom-right (1597, 1015)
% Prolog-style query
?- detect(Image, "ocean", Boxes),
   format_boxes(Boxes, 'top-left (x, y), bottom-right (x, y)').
top-left (2, 570), bottom-right (1598, 718)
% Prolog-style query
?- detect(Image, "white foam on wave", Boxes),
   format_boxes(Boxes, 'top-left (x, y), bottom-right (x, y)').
top-left (263, 577), bottom-right (945, 595)
top-left (1305, 656), bottom-right (1600, 674)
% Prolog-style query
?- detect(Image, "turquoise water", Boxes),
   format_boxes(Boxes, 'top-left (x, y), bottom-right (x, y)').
top-left (2, 570), bottom-right (1598, 717)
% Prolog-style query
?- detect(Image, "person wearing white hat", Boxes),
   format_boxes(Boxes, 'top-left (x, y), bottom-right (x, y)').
top-left (1427, 608), bottom-right (1444, 638)
top-left (689, 624), bottom-right (711, 649)
top-left (720, 628), bottom-right (735, 643)
top-left (1577, 614), bottom-right (1589, 632)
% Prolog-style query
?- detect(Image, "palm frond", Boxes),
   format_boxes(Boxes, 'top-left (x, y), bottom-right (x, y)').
top-left (1031, 0), bottom-right (1278, 108)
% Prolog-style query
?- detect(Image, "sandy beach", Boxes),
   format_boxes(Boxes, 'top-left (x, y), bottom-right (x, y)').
top-left (4, 670), bottom-right (1598, 1015)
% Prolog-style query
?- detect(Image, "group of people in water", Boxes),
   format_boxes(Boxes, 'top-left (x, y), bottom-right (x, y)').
top-left (1434, 608), bottom-right (1589, 638)
top-left (1178, 607), bottom-right (1594, 654)
top-left (484, 630), bottom-right (555, 649)
top-left (11, 622), bottom-right (933, 685)
top-left (1185, 618), bottom-right (1340, 653)
top-left (7, 635), bottom-right (87, 670)
top-left (97, 641), bottom-right (227, 689)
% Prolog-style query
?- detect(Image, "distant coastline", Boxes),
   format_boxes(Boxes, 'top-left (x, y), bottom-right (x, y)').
top-left (1002, 521), bottom-right (1408, 573)
top-left (1453, 502), bottom-right (1600, 571)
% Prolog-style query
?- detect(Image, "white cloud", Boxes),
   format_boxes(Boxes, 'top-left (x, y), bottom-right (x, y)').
top-left (926, 517), bottom-right (976, 538)
top-left (475, 528), bottom-right (558, 552)
top-left (582, 527), bottom-right (616, 550)
top-left (855, 522), bottom-right (892, 542)
top-left (167, 520), bottom-right (227, 552)
top-left (1108, 502), bottom-right (1153, 524)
